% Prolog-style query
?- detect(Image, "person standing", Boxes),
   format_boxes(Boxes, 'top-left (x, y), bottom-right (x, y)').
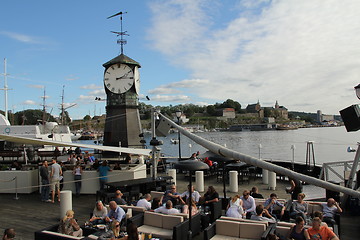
top-left (97, 160), bottom-right (111, 190)
top-left (73, 162), bottom-right (83, 197)
top-left (286, 178), bottom-right (303, 200)
top-left (50, 158), bottom-right (62, 203)
top-left (40, 160), bottom-right (51, 202)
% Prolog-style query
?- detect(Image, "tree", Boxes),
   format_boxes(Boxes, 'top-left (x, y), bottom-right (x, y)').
top-left (206, 105), bottom-right (216, 116)
top-left (83, 115), bottom-right (91, 121)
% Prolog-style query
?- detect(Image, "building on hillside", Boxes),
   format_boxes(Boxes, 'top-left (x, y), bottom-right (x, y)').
top-left (246, 101), bottom-right (264, 118)
top-left (216, 108), bottom-right (236, 119)
top-left (317, 110), bottom-right (334, 124)
top-left (246, 101), bottom-right (287, 119)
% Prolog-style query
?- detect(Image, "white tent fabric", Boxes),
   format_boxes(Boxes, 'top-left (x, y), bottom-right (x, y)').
top-left (0, 134), bottom-right (151, 156)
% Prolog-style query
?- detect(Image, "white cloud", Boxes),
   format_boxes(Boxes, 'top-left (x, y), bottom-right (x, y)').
top-left (88, 89), bottom-right (105, 96)
top-left (148, 0), bottom-right (360, 114)
top-left (151, 94), bottom-right (192, 102)
top-left (148, 87), bottom-right (180, 95)
top-left (28, 85), bottom-right (44, 89)
top-left (65, 75), bottom-right (79, 81)
top-left (80, 84), bottom-right (102, 90)
top-left (0, 31), bottom-right (43, 44)
top-left (22, 100), bottom-right (37, 105)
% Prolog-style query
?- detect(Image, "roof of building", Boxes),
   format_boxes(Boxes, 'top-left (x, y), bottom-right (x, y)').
top-left (103, 53), bottom-right (141, 68)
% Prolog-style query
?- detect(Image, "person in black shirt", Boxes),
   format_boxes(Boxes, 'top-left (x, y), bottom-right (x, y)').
top-left (250, 186), bottom-right (264, 199)
top-left (201, 186), bottom-right (219, 205)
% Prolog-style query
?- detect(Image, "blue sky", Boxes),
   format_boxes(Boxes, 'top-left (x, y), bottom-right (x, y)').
top-left (1, 0), bottom-right (360, 120)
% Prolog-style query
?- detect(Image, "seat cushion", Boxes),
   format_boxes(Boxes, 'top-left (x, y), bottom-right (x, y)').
top-left (220, 216), bottom-right (269, 227)
top-left (210, 235), bottom-right (240, 240)
top-left (216, 220), bottom-right (240, 238)
top-left (138, 225), bottom-right (173, 239)
top-left (162, 215), bottom-right (183, 230)
top-left (239, 222), bottom-right (266, 239)
top-left (144, 211), bottom-right (163, 228)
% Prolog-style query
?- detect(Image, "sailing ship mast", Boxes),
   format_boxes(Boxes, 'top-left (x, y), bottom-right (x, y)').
top-left (1, 58), bottom-right (12, 120)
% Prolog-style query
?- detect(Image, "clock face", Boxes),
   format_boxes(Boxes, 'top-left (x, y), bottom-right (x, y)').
top-left (134, 66), bottom-right (140, 94)
top-left (104, 64), bottom-right (134, 94)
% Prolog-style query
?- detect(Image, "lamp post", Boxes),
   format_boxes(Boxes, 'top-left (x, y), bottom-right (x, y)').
top-left (176, 110), bottom-right (182, 161)
top-left (174, 160), bottom-right (209, 240)
top-left (354, 84), bottom-right (360, 100)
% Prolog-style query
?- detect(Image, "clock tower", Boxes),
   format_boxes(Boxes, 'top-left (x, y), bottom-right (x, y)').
top-left (102, 12), bottom-right (144, 154)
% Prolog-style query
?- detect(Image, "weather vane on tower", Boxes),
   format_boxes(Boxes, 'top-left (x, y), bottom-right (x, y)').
top-left (107, 11), bottom-right (129, 55)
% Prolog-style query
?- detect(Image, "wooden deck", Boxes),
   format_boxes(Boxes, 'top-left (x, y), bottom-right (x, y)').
top-left (0, 173), bottom-right (358, 239)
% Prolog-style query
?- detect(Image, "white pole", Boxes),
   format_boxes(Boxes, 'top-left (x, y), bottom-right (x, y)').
top-left (3, 58), bottom-right (9, 120)
top-left (260, 144), bottom-right (268, 184)
top-left (268, 171), bottom-right (276, 190)
top-left (229, 170), bottom-right (238, 192)
top-left (168, 169), bottom-right (177, 185)
top-left (60, 190), bottom-right (72, 220)
top-left (291, 145), bottom-right (296, 170)
top-left (195, 171), bottom-right (204, 192)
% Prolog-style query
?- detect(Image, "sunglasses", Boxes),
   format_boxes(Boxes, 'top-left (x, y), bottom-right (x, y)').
top-left (115, 225), bottom-right (120, 227)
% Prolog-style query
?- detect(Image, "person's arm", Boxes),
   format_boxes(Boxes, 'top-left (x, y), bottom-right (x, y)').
top-left (264, 199), bottom-right (273, 210)
top-left (334, 201), bottom-right (343, 213)
top-left (304, 229), bottom-right (310, 240)
top-left (247, 197), bottom-right (256, 213)
top-left (71, 218), bottom-right (80, 231)
top-left (50, 166), bottom-right (54, 178)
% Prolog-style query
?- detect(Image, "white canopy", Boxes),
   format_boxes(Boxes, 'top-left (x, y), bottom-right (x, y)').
top-left (0, 134), bottom-right (151, 156)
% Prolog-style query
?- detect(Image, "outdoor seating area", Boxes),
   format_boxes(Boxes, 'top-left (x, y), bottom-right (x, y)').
top-left (34, 224), bottom-right (97, 240)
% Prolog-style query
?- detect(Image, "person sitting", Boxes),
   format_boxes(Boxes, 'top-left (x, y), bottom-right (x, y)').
top-left (162, 185), bottom-right (183, 205)
top-left (317, 198), bottom-right (342, 227)
top-left (105, 201), bottom-right (126, 223)
top-left (180, 185), bottom-right (201, 204)
top-left (10, 160), bottom-right (22, 170)
top-left (250, 186), bottom-right (264, 199)
top-left (119, 222), bottom-right (139, 240)
top-left (240, 190), bottom-right (256, 219)
top-left (151, 197), bottom-right (162, 211)
top-left (200, 186), bottom-right (219, 205)
top-left (90, 200), bottom-right (108, 224)
top-left (182, 198), bottom-right (199, 216)
top-left (264, 193), bottom-right (285, 220)
top-left (114, 190), bottom-right (127, 205)
top-left (307, 217), bottom-right (339, 240)
top-left (98, 220), bottom-right (121, 240)
top-left (136, 193), bottom-right (152, 210)
top-left (2, 228), bottom-right (15, 240)
top-left (113, 162), bottom-right (121, 170)
top-left (250, 204), bottom-right (276, 223)
top-left (154, 200), bottom-right (180, 214)
top-left (313, 211), bottom-right (328, 227)
top-left (203, 157), bottom-right (213, 167)
top-left (290, 193), bottom-right (308, 222)
top-left (287, 216), bottom-right (310, 240)
top-left (58, 210), bottom-right (83, 237)
top-left (226, 194), bottom-right (245, 219)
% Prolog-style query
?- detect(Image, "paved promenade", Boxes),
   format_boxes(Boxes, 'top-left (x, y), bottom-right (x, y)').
top-left (0, 172), bottom-right (358, 239)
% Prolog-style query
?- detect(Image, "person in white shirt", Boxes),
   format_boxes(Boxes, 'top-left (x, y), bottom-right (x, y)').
top-left (180, 185), bottom-right (201, 204)
top-left (155, 200), bottom-right (180, 214)
top-left (136, 193), bottom-right (152, 210)
top-left (240, 190), bottom-right (256, 219)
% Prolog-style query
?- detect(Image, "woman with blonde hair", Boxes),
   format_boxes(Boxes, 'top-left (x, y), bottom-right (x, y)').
top-left (290, 193), bottom-right (308, 221)
top-left (58, 210), bottom-right (83, 237)
top-left (98, 220), bottom-right (120, 240)
top-left (226, 194), bottom-right (245, 218)
top-left (182, 197), bottom-right (199, 216)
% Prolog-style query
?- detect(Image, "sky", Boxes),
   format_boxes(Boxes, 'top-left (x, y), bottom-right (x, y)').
top-left (1, 0), bottom-right (360, 120)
